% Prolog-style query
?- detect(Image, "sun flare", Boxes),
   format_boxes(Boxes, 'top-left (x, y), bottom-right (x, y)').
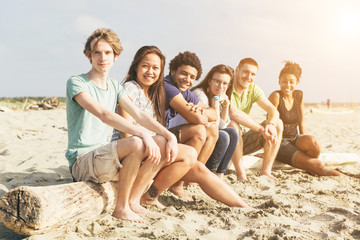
top-left (335, 7), bottom-right (360, 36)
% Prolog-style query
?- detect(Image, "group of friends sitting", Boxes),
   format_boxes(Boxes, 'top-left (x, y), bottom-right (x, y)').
top-left (65, 28), bottom-right (340, 222)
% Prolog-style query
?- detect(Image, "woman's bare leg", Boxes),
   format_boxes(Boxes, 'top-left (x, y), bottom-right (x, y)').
top-left (293, 151), bottom-right (340, 176)
top-left (128, 135), bottom-right (168, 214)
top-left (181, 162), bottom-right (250, 208)
top-left (141, 144), bottom-right (197, 205)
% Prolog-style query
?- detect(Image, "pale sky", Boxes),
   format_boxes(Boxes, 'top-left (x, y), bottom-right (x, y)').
top-left (1, 0), bottom-right (360, 103)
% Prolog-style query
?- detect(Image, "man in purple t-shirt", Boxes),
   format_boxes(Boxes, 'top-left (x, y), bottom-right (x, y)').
top-left (165, 51), bottom-right (218, 163)
top-left (164, 51), bottom-right (219, 197)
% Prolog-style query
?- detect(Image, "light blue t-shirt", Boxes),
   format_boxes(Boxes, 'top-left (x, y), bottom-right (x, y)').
top-left (65, 73), bottom-right (125, 172)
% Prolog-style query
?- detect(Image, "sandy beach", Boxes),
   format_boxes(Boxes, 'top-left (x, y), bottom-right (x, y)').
top-left (1, 103), bottom-right (360, 240)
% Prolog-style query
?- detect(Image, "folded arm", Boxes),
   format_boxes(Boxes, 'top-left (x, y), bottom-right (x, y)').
top-left (170, 93), bottom-right (210, 125)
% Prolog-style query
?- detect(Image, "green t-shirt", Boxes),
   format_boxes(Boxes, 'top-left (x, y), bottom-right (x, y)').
top-left (231, 83), bottom-right (264, 114)
top-left (65, 74), bottom-right (125, 172)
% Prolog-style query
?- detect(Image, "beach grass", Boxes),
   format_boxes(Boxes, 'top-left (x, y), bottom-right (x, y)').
top-left (0, 97), bottom-right (66, 110)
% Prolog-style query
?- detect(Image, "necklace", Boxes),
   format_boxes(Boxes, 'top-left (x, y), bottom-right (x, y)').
top-left (283, 96), bottom-right (294, 110)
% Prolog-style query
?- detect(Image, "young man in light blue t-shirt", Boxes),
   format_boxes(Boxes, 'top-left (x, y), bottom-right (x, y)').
top-left (66, 28), bottom-right (178, 222)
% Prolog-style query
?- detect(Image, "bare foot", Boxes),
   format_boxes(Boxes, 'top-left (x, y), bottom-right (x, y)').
top-left (129, 202), bottom-right (150, 215)
top-left (112, 207), bottom-right (144, 223)
top-left (259, 171), bottom-right (277, 180)
top-left (169, 185), bottom-right (192, 201)
top-left (236, 167), bottom-right (248, 181)
top-left (321, 167), bottom-right (341, 176)
top-left (140, 196), bottom-right (166, 209)
top-left (140, 193), bottom-right (166, 209)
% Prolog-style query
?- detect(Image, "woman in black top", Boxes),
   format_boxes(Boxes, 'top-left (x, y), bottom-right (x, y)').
top-left (268, 61), bottom-right (340, 176)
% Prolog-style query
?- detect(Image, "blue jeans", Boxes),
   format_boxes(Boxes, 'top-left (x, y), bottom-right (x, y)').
top-left (206, 127), bottom-right (238, 173)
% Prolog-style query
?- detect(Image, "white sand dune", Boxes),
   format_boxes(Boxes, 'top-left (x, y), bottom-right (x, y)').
top-left (1, 104), bottom-right (360, 239)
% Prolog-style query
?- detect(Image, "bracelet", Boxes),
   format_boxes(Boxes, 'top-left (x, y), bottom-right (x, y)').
top-left (212, 96), bottom-right (220, 101)
top-left (221, 103), bottom-right (229, 106)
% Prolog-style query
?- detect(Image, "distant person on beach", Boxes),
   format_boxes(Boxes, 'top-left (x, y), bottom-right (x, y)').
top-left (65, 28), bottom-right (179, 223)
top-left (327, 99), bottom-right (331, 109)
top-left (191, 64), bottom-right (239, 179)
top-left (229, 58), bottom-right (283, 181)
top-left (112, 46), bottom-right (249, 208)
top-left (164, 51), bottom-right (219, 195)
top-left (268, 61), bottom-right (340, 176)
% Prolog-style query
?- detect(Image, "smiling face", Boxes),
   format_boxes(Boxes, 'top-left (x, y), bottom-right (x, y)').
top-left (235, 63), bottom-right (258, 90)
top-left (135, 53), bottom-right (161, 90)
top-left (171, 65), bottom-right (198, 92)
top-left (279, 73), bottom-right (298, 97)
top-left (88, 39), bottom-right (118, 74)
top-left (208, 72), bottom-right (231, 97)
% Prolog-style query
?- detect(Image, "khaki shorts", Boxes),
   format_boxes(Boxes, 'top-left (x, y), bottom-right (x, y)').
top-left (72, 141), bottom-right (122, 183)
top-left (242, 121), bottom-right (266, 155)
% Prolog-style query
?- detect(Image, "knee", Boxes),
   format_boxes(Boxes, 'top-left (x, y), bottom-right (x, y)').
top-left (218, 131), bottom-right (230, 146)
top-left (192, 161), bottom-right (210, 175)
top-left (121, 136), bottom-right (146, 158)
top-left (129, 136), bottom-right (145, 151)
top-left (276, 119), bottom-right (284, 134)
top-left (191, 125), bottom-right (207, 143)
top-left (308, 136), bottom-right (321, 157)
top-left (207, 122), bottom-right (219, 139)
top-left (226, 127), bottom-right (239, 142)
top-left (182, 146), bottom-right (197, 167)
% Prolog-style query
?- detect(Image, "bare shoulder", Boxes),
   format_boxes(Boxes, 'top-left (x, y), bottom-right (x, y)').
top-left (268, 91), bottom-right (280, 100)
top-left (268, 91), bottom-right (280, 107)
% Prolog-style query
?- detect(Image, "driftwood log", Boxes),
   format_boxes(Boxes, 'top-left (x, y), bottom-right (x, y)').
top-left (0, 181), bottom-right (118, 236)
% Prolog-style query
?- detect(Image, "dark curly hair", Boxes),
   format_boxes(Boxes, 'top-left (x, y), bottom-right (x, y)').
top-left (279, 60), bottom-right (302, 82)
top-left (169, 51), bottom-right (202, 80)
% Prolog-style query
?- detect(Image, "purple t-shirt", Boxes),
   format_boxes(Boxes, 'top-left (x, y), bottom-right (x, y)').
top-left (165, 75), bottom-right (199, 128)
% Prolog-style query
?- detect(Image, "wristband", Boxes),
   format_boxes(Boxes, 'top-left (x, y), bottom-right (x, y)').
top-left (221, 103), bottom-right (229, 106)
top-left (212, 96), bottom-right (220, 101)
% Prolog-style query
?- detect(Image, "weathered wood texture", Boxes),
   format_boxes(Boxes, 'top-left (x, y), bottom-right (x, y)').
top-left (0, 181), bottom-right (118, 235)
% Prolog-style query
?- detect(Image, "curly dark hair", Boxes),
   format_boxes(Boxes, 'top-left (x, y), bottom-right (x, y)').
top-left (169, 51), bottom-right (202, 80)
top-left (279, 60), bottom-right (302, 82)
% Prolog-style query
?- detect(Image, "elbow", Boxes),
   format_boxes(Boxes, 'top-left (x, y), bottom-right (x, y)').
top-left (98, 110), bottom-right (113, 124)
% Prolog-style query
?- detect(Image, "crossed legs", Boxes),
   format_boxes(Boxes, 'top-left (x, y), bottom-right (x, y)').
top-left (293, 135), bottom-right (340, 176)
top-left (141, 147), bottom-right (250, 208)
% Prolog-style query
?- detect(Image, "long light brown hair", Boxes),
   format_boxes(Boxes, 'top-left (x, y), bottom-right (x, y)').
top-left (191, 64), bottom-right (234, 100)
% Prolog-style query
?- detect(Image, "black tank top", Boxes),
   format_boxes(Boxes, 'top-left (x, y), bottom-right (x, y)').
top-left (276, 90), bottom-right (303, 139)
